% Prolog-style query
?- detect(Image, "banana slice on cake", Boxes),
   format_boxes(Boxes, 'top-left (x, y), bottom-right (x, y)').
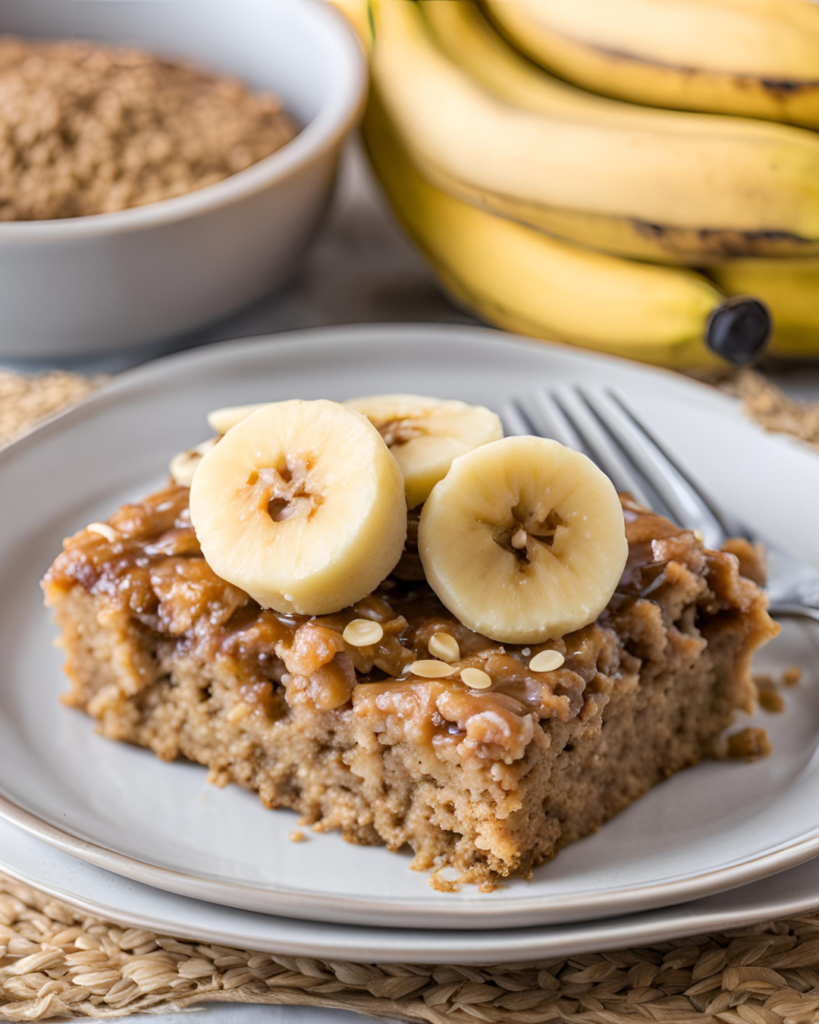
top-left (344, 394), bottom-right (503, 508)
top-left (208, 403), bottom-right (268, 436)
top-left (169, 439), bottom-right (216, 488)
top-left (206, 395), bottom-right (503, 509)
top-left (418, 436), bottom-right (628, 644)
top-left (189, 400), bottom-right (407, 615)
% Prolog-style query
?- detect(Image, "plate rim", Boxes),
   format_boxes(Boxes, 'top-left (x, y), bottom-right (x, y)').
top-left (2, 322), bottom-right (817, 930)
top-left (0, 323), bottom-right (748, 466)
top-left (7, 819), bottom-right (819, 962)
top-left (4, 819), bottom-right (819, 964)
top-left (5, 784), bottom-right (819, 928)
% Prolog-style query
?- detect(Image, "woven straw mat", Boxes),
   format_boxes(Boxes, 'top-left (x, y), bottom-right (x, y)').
top-left (1, 366), bottom-right (819, 1024)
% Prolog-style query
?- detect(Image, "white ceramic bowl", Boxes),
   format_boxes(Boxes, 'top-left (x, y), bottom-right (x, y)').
top-left (0, 0), bottom-right (366, 358)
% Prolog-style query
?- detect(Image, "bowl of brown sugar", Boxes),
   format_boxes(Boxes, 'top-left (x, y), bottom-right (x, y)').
top-left (0, 0), bottom-right (366, 358)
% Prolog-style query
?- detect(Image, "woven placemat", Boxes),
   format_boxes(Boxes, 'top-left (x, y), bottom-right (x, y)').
top-left (1, 364), bottom-right (819, 1024)
top-left (5, 873), bottom-right (819, 1024)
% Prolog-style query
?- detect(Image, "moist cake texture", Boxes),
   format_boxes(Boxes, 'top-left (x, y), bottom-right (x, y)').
top-left (44, 486), bottom-right (776, 884)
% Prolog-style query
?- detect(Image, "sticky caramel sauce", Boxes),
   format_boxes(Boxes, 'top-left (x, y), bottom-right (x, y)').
top-left (45, 486), bottom-right (762, 760)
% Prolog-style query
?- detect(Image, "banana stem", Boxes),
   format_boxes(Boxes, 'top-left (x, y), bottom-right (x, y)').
top-left (706, 298), bottom-right (772, 366)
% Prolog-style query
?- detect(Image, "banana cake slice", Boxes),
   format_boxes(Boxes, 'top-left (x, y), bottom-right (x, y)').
top-left (43, 484), bottom-right (777, 884)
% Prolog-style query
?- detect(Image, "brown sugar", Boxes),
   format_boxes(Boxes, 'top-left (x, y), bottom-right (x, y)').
top-left (0, 36), bottom-right (297, 221)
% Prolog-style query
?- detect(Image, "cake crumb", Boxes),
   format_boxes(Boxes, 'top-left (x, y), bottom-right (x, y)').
top-left (721, 538), bottom-right (767, 587)
top-left (429, 864), bottom-right (498, 893)
top-left (289, 830), bottom-right (305, 843)
top-left (430, 865), bottom-right (463, 892)
top-left (727, 727), bottom-right (772, 762)
top-left (782, 666), bottom-right (802, 687)
top-left (206, 767), bottom-right (230, 788)
top-left (758, 687), bottom-right (785, 714)
top-left (753, 673), bottom-right (773, 689)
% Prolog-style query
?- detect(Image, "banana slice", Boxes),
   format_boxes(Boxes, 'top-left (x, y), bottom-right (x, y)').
top-left (169, 439), bottom-right (216, 487)
top-left (344, 394), bottom-right (503, 508)
top-left (208, 403), bottom-right (268, 436)
top-left (207, 395), bottom-right (503, 509)
top-left (190, 400), bottom-right (407, 615)
top-left (418, 436), bottom-right (627, 644)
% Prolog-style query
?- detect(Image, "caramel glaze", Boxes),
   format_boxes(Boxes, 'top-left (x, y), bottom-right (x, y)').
top-left (44, 485), bottom-right (770, 764)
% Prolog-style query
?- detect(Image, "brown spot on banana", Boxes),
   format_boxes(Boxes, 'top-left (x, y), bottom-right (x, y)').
top-left (572, 39), bottom-right (819, 97)
top-left (633, 223), bottom-right (819, 260)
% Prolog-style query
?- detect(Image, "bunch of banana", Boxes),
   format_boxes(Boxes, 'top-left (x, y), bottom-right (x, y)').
top-left (364, 93), bottom-right (768, 368)
top-left (485, 0), bottom-right (819, 128)
top-left (374, 0), bottom-right (819, 265)
top-left (336, 0), bottom-right (819, 363)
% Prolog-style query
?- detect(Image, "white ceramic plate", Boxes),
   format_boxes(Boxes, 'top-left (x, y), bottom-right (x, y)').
top-left (0, 325), bottom-right (818, 931)
top-left (7, 814), bottom-right (819, 965)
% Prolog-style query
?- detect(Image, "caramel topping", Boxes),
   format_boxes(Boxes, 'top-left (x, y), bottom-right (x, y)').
top-left (44, 485), bottom-right (769, 764)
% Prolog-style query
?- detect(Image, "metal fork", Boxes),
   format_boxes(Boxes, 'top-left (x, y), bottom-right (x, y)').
top-left (500, 386), bottom-right (819, 623)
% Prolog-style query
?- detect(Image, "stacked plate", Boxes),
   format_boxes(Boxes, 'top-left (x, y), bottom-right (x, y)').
top-left (1, 325), bottom-right (818, 965)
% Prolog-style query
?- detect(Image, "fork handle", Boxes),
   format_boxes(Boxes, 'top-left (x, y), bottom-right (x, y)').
top-left (768, 602), bottom-right (819, 624)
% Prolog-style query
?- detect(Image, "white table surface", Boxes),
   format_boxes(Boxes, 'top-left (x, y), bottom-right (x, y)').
top-left (4, 142), bottom-right (817, 1024)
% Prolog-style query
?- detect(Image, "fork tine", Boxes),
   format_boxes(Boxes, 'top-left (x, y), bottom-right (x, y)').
top-left (512, 390), bottom-right (658, 511)
top-left (550, 389), bottom-right (654, 509)
top-left (514, 392), bottom-right (591, 456)
top-left (590, 389), bottom-right (730, 548)
top-left (497, 399), bottom-right (533, 437)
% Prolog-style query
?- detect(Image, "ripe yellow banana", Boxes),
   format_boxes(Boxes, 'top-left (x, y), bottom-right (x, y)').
top-left (420, 0), bottom-right (819, 265)
top-left (710, 259), bottom-right (819, 358)
top-left (369, 0), bottom-right (819, 265)
top-left (362, 94), bottom-right (770, 369)
top-left (420, 0), bottom-right (749, 130)
top-left (484, 0), bottom-right (819, 129)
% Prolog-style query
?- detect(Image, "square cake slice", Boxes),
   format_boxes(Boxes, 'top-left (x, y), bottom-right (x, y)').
top-left (44, 486), bottom-right (776, 884)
